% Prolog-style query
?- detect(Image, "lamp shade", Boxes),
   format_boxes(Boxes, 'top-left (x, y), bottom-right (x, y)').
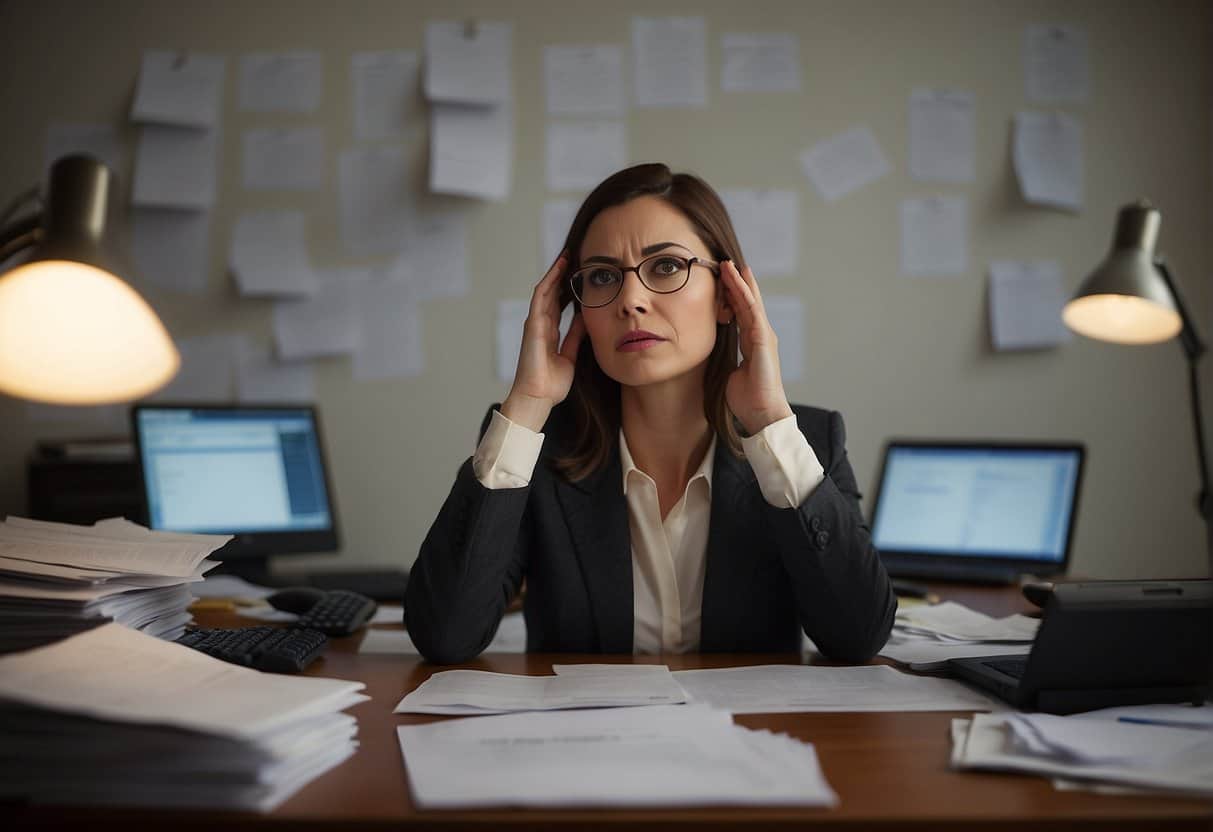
top-left (0, 155), bottom-right (179, 405)
top-left (1062, 200), bottom-right (1183, 345)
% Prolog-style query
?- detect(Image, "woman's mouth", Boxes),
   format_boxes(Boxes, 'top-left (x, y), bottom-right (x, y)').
top-left (617, 330), bottom-right (666, 351)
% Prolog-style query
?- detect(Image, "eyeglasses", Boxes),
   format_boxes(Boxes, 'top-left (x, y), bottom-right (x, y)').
top-left (569, 254), bottom-right (720, 308)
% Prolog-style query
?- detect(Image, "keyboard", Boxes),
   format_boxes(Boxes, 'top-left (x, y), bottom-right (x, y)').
top-left (983, 656), bottom-right (1030, 679)
top-left (176, 625), bottom-right (328, 674)
top-left (293, 589), bottom-right (377, 637)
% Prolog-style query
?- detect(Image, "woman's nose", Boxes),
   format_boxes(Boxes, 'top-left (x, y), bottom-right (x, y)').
top-left (614, 270), bottom-right (649, 316)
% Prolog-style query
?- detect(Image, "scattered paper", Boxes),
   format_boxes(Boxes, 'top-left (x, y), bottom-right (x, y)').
top-left (900, 196), bottom-right (968, 277)
top-left (396, 207), bottom-right (470, 300)
top-left (989, 260), bottom-right (1072, 351)
top-left (230, 211), bottom-right (319, 297)
top-left (542, 198), bottom-right (580, 265)
top-left (147, 333), bottom-right (240, 403)
top-left (130, 50), bottom-right (226, 128)
top-left (909, 88), bottom-right (975, 184)
top-left (799, 126), bottom-right (890, 202)
top-left (424, 20), bottom-right (512, 104)
top-left (895, 602), bottom-right (1040, 643)
top-left (546, 121), bottom-right (627, 192)
top-left (338, 145), bottom-right (412, 256)
top-left (272, 267), bottom-right (363, 360)
top-left (131, 207), bottom-right (211, 294)
top-left (762, 295), bottom-right (804, 382)
top-left (241, 127), bottom-right (325, 191)
top-left (429, 101), bottom-right (513, 201)
top-left (719, 189), bottom-right (799, 277)
top-left (544, 45), bottom-right (626, 115)
top-left (235, 339), bottom-right (315, 404)
top-left (879, 633), bottom-right (1033, 672)
top-left (633, 16), bottom-right (708, 108)
top-left (43, 123), bottom-right (124, 183)
top-left (1013, 111), bottom-right (1083, 211)
top-left (353, 278), bottom-right (425, 380)
top-left (351, 50), bottom-right (421, 140)
top-left (238, 51), bottom-right (323, 113)
top-left (191, 573), bottom-right (275, 600)
top-left (1024, 24), bottom-right (1089, 102)
top-left (721, 33), bottom-right (801, 92)
top-left (132, 125), bottom-right (219, 209)
top-left (360, 611), bottom-right (526, 655)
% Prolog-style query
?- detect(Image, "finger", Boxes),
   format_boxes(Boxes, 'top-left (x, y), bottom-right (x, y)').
top-left (722, 261), bottom-right (759, 330)
top-left (558, 312), bottom-right (586, 360)
top-left (530, 254), bottom-right (568, 316)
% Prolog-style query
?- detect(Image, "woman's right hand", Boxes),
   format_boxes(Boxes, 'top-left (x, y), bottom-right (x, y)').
top-left (501, 253), bottom-right (586, 432)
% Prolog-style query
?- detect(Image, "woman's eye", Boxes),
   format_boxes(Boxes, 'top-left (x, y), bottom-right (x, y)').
top-left (588, 269), bottom-right (619, 287)
top-left (651, 258), bottom-right (684, 276)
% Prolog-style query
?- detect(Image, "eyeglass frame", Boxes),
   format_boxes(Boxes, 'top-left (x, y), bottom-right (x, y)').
top-left (568, 253), bottom-right (721, 308)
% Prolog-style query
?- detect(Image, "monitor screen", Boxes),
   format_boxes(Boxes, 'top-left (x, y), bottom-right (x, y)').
top-left (132, 406), bottom-right (338, 556)
top-left (871, 444), bottom-right (1082, 565)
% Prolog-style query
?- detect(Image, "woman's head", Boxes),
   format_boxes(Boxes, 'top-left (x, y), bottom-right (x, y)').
top-left (555, 163), bottom-right (745, 480)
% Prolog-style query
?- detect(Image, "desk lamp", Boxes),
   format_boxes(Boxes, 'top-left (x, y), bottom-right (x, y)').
top-left (0, 154), bottom-right (178, 404)
top-left (1062, 200), bottom-right (1211, 573)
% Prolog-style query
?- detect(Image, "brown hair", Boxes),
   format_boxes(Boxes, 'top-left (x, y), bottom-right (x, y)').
top-left (554, 163), bottom-right (745, 482)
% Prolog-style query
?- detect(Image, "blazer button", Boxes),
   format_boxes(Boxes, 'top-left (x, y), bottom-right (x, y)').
top-left (814, 530), bottom-right (830, 550)
top-left (809, 516), bottom-right (823, 533)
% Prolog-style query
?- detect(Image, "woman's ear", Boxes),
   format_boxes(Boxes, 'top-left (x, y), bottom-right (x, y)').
top-left (716, 297), bottom-right (734, 325)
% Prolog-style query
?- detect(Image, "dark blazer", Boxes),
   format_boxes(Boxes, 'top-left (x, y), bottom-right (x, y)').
top-left (405, 402), bottom-right (897, 665)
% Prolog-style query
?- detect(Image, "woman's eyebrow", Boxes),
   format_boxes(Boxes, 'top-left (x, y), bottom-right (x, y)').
top-left (581, 242), bottom-right (692, 265)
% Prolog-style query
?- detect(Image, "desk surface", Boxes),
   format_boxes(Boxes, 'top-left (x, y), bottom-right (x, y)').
top-left (11, 584), bottom-right (1212, 830)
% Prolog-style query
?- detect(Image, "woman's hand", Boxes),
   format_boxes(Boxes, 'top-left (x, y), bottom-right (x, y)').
top-left (721, 260), bottom-right (794, 435)
top-left (501, 253), bottom-right (587, 432)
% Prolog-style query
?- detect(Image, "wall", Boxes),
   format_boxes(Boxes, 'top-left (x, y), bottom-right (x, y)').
top-left (0, 0), bottom-right (1209, 579)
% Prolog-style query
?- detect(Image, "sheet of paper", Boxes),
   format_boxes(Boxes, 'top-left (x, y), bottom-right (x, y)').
top-left (496, 299), bottom-right (573, 383)
top-left (719, 189), bottom-right (799, 277)
top-left (1006, 712), bottom-right (1212, 767)
top-left (909, 88), bottom-right (975, 184)
top-left (672, 664), bottom-right (1001, 713)
top-left (424, 20), bottom-right (512, 104)
top-left (720, 33), bottom-right (801, 92)
top-left (879, 634), bottom-right (1033, 671)
top-left (398, 704), bottom-right (837, 808)
top-left (542, 198), bottom-right (580, 265)
top-left (895, 602), bottom-right (1040, 642)
top-left (429, 101), bottom-right (513, 201)
top-left (546, 120), bottom-right (627, 192)
top-left (241, 127), bottom-right (325, 190)
top-left (799, 126), bottom-right (890, 202)
top-left (272, 267), bottom-right (363, 360)
top-left (131, 207), bottom-right (211, 294)
top-left (44, 123), bottom-right (124, 182)
top-left (132, 125), bottom-right (219, 209)
top-left (131, 50), bottom-right (226, 128)
top-left (351, 49), bottom-right (421, 140)
top-left (353, 277), bottom-right (425, 380)
top-left (1013, 111), bottom-right (1083, 211)
top-left (633, 17), bottom-right (708, 108)
top-left (191, 573), bottom-right (276, 600)
top-left (900, 196), bottom-right (968, 276)
top-left (370, 605), bottom-right (404, 626)
top-left (235, 339), bottom-right (315, 404)
top-left (147, 332), bottom-right (239, 403)
top-left (544, 45), bottom-right (625, 115)
top-left (762, 295), bottom-right (805, 382)
top-left (1024, 24), bottom-right (1089, 102)
top-left (988, 260), bottom-right (1072, 351)
top-left (0, 519), bottom-right (226, 578)
top-left (238, 51), bottom-right (323, 113)
top-left (361, 612), bottom-right (526, 655)
top-left (230, 210), bottom-right (319, 297)
top-left (384, 207), bottom-right (470, 301)
top-left (338, 145), bottom-right (412, 256)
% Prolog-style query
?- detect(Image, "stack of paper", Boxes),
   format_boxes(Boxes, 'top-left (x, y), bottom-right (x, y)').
top-left (879, 601), bottom-right (1039, 671)
top-left (398, 704), bottom-right (837, 808)
top-left (951, 704), bottom-right (1213, 797)
top-left (0, 623), bottom-right (367, 811)
top-left (0, 516), bottom-right (228, 652)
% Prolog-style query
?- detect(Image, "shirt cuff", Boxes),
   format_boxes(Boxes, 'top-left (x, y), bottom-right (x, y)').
top-left (740, 414), bottom-right (825, 508)
top-left (472, 409), bottom-right (544, 489)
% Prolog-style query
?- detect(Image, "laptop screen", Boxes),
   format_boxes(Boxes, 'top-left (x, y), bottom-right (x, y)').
top-left (871, 443), bottom-right (1083, 565)
top-left (133, 406), bottom-right (334, 535)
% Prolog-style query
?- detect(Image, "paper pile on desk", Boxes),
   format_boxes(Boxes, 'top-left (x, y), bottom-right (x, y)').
top-left (0, 516), bottom-right (228, 652)
top-left (951, 704), bottom-right (1213, 797)
top-left (878, 601), bottom-right (1038, 671)
top-left (0, 622), bottom-right (367, 811)
top-left (398, 703), bottom-right (837, 808)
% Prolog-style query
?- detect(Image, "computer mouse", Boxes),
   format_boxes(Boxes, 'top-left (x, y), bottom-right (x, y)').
top-left (1021, 580), bottom-right (1055, 608)
top-left (266, 586), bottom-right (328, 614)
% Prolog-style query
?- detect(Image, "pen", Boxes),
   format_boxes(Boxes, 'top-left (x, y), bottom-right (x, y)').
top-left (1116, 716), bottom-right (1213, 731)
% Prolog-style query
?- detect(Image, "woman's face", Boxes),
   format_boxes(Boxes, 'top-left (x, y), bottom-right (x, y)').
top-left (576, 195), bottom-right (730, 390)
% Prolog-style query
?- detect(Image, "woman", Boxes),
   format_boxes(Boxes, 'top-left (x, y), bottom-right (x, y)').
top-left (405, 163), bottom-right (895, 664)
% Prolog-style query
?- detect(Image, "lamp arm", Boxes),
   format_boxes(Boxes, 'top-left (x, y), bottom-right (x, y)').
top-left (1154, 259), bottom-right (1207, 363)
top-left (0, 214), bottom-right (41, 266)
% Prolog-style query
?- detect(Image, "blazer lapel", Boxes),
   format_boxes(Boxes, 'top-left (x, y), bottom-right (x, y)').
top-left (699, 447), bottom-right (758, 651)
top-left (554, 446), bottom-right (633, 653)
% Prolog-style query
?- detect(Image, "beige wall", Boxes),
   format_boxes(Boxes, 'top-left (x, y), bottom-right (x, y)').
top-left (0, 0), bottom-right (1208, 579)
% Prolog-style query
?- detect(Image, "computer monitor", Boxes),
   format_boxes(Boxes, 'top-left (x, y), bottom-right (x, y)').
top-left (869, 440), bottom-right (1085, 583)
top-left (131, 404), bottom-right (339, 573)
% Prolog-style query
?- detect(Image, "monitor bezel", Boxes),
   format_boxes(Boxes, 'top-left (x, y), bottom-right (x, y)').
top-left (868, 438), bottom-right (1086, 578)
top-left (130, 403), bottom-right (341, 560)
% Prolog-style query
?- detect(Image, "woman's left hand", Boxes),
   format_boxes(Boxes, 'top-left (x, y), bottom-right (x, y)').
top-left (721, 260), bottom-right (794, 435)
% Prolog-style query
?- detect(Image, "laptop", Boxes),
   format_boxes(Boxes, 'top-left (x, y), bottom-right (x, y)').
top-left (949, 580), bottom-right (1212, 714)
top-left (869, 440), bottom-right (1085, 583)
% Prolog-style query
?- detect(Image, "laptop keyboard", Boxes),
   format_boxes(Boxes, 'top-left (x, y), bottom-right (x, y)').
top-left (983, 656), bottom-right (1029, 679)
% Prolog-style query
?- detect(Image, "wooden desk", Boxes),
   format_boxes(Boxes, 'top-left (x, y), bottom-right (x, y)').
top-left (10, 584), bottom-right (1212, 830)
